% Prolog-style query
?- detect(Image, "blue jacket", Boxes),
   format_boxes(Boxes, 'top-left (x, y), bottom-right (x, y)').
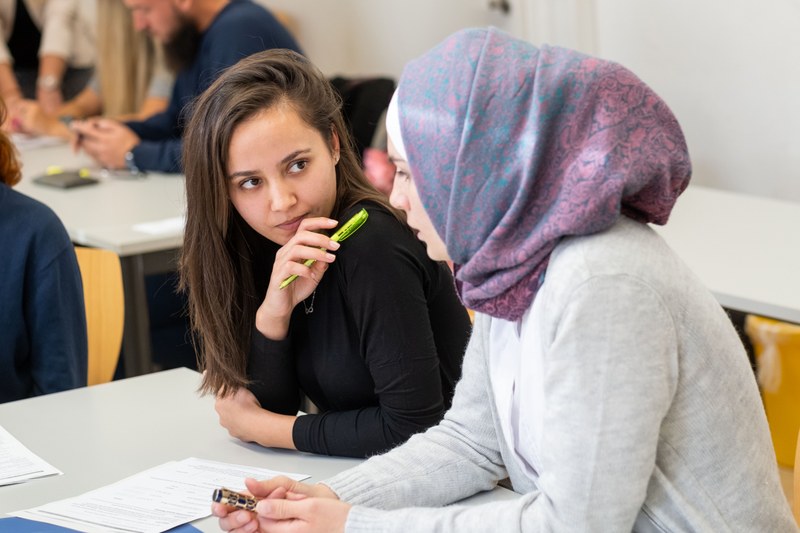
top-left (127, 0), bottom-right (302, 173)
top-left (0, 184), bottom-right (87, 403)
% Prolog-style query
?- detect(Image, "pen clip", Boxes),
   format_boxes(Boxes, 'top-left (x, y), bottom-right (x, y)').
top-left (329, 208), bottom-right (369, 243)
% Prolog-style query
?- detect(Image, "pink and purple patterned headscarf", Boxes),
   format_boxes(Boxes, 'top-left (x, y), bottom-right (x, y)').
top-left (395, 28), bottom-right (691, 321)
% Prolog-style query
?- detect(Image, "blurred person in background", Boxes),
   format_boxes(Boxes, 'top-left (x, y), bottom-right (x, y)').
top-left (0, 96), bottom-right (87, 403)
top-left (70, 0), bottom-right (301, 174)
top-left (0, 0), bottom-right (94, 118)
top-left (8, 0), bottom-right (173, 140)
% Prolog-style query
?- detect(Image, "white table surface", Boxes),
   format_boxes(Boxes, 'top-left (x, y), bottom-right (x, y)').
top-left (0, 369), bottom-right (518, 532)
top-left (16, 143), bottom-right (185, 257)
top-left (653, 185), bottom-right (800, 324)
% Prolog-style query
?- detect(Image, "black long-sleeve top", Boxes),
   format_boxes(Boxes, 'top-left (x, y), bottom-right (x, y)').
top-left (246, 203), bottom-right (471, 458)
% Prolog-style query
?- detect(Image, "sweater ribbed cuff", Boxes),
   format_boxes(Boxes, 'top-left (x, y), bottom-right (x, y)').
top-left (322, 471), bottom-right (379, 506)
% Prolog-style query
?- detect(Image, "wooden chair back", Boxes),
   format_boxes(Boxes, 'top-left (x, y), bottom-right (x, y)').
top-left (74, 247), bottom-right (124, 385)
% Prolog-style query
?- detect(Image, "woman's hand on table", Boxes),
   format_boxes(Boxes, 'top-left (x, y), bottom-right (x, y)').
top-left (215, 388), bottom-right (296, 450)
top-left (214, 477), bottom-right (348, 533)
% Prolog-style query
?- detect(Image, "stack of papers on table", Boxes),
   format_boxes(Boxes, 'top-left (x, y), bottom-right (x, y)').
top-left (10, 457), bottom-right (310, 533)
top-left (0, 425), bottom-right (62, 486)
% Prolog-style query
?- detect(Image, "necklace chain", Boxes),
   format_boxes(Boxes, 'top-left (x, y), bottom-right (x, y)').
top-left (303, 290), bottom-right (316, 314)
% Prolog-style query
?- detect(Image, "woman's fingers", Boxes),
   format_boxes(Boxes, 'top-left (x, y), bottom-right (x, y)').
top-left (295, 216), bottom-right (338, 232)
top-left (286, 217), bottom-right (341, 252)
top-left (272, 237), bottom-right (338, 291)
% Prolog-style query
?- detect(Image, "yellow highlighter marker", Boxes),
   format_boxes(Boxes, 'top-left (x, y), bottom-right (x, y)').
top-left (279, 208), bottom-right (369, 289)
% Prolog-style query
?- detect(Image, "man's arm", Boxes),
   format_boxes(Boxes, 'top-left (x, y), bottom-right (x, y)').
top-left (129, 138), bottom-right (183, 174)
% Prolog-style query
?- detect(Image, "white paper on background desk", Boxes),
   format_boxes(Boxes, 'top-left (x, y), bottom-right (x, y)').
top-left (10, 133), bottom-right (65, 151)
top-left (132, 216), bottom-right (185, 235)
top-left (12, 457), bottom-right (310, 533)
top-left (0, 424), bottom-right (62, 486)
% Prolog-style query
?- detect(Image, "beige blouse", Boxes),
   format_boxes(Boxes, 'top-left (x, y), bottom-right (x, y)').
top-left (0, 0), bottom-right (94, 67)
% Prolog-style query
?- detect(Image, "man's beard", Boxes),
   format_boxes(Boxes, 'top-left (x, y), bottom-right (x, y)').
top-left (163, 14), bottom-right (201, 73)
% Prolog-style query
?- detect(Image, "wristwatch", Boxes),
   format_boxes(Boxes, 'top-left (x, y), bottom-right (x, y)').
top-left (124, 150), bottom-right (140, 174)
top-left (37, 74), bottom-right (61, 91)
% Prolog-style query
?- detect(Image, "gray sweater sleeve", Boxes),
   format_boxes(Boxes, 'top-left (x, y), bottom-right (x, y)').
top-left (326, 275), bottom-right (680, 532)
top-left (324, 313), bottom-right (507, 507)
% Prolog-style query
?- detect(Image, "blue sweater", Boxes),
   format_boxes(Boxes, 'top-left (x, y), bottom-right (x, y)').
top-left (127, 0), bottom-right (302, 173)
top-left (0, 184), bottom-right (87, 403)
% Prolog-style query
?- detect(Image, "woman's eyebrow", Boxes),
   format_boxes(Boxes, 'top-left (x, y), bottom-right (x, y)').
top-left (280, 148), bottom-right (311, 165)
top-left (228, 169), bottom-right (258, 180)
top-left (227, 149), bottom-right (312, 180)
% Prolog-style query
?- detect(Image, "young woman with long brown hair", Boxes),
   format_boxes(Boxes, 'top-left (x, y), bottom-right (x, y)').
top-left (180, 49), bottom-right (470, 458)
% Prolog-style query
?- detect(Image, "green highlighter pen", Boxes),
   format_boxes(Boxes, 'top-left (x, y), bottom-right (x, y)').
top-left (279, 208), bottom-right (369, 289)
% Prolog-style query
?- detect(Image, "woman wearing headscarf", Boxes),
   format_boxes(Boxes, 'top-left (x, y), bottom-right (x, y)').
top-left (214, 28), bottom-right (796, 532)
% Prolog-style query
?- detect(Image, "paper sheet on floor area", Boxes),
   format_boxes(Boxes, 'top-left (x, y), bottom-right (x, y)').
top-left (0, 424), bottom-right (62, 486)
top-left (11, 457), bottom-right (310, 533)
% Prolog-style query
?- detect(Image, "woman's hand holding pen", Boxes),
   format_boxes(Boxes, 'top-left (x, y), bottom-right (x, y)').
top-left (255, 217), bottom-right (339, 341)
top-left (214, 477), bottom-right (348, 533)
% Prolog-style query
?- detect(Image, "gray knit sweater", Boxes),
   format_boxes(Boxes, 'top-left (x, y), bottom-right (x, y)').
top-left (325, 217), bottom-right (797, 532)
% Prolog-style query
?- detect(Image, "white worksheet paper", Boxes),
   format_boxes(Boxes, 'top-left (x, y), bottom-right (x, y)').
top-left (12, 457), bottom-right (310, 533)
top-left (132, 216), bottom-right (185, 235)
top-left (0, 424), bottom-right (62, 486)
top-left (10, 133), bottom-right (65, 151)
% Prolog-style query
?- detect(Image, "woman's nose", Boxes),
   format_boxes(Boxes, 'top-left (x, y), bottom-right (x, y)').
top-left (269, 181), bottom-right (297, 211)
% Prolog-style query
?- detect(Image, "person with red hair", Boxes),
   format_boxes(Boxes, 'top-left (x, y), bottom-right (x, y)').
top-left (0, 97), bottom-right (87, 403)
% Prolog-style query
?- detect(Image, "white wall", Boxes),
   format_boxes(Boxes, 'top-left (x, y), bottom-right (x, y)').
top-left (589, 0), bottom-right (800, 202)
top-left (261, 0), bottom-right (523, 78)
top-left (260, 0), bottom-right (800, 202)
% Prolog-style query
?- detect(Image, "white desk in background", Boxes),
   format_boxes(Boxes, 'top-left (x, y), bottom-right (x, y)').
top-left (0, 369), bottom-right (519, 532)
top-left (654, 185), bottom-right (800, 324)
top-left (16, 142), bottom-right (186, 376)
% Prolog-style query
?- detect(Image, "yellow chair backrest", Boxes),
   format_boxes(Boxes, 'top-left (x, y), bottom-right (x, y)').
top-left (74, 247), bottom-right (124, 386)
